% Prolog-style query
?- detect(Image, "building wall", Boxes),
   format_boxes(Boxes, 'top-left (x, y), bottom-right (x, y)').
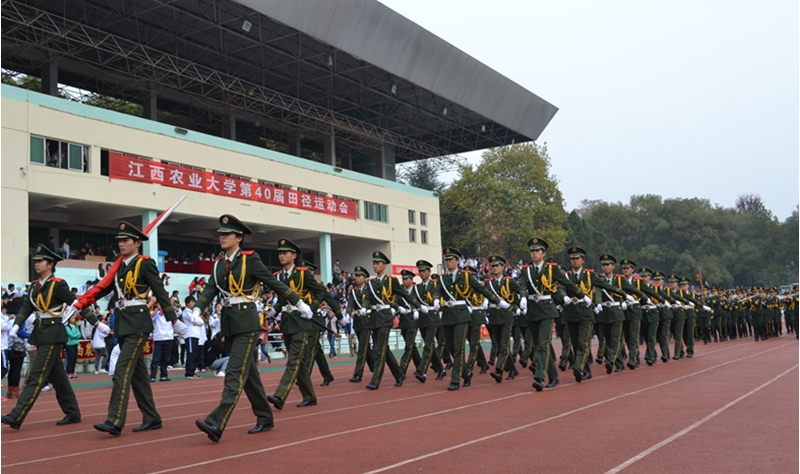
top-left (1, 86), bottom-right (442, 284)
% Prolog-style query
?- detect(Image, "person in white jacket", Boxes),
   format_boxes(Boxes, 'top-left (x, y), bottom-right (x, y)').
top-left (182, 296), bottom-right (205, 379)
top-left (91, 314), bottom-right (111, 374)
top-left (149, 301), bottom-right (174, 382)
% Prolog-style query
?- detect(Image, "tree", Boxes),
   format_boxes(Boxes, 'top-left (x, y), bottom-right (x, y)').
top-left (440, 143), bottom-right (567, 263)
top-left (399, 159), bottom-right (445, 193)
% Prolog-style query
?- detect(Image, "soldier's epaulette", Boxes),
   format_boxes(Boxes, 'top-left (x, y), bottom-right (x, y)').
top-left (460, 269), bottom-right (470, 273)
top-left (546, 262), bottom-right (557, 266)
top-left (139, 255), bottom-right (151, 260)
top-left (297, 266), bottom-right (308, 271)
top-left (585, 269), bottom-right (595, 273)
top-left (616, 274), bottom-right (624, 278)
top-left (50, 277), bottom-right (63, 283)
top-left (241, 250), bottom-right (255, 255)
top-left (521, 264), bottom-right (532, 268)
top-left (564, 270), bottom-right (572, 275)
top-left (273, 270), bottom-right (281, 276)
top-left (634, 275), bottom-right (642, 280)
top-left (505, 276), bottom-right (514, 280)
top-left (484, 278), bottom-right (492, 282)
top-left (31, 279), bottom-right (38, 284)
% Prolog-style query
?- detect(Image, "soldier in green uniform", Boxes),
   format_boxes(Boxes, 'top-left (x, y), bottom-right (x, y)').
top-left (348, 266), bottom-right (375, 382)
top-left (2, 245), bottom-right (105, 430)
top-left (398, 270), bottom-right (422, 376)
top-left (678, 277), bottom-right (707, 358)
top-left (362, 251), bottom-right (424, 390)
top-left (635, 267), bottom-right (666, 366)
top-left (90, 222), bottom-right (187, 436)
top-left (266, 239), bottom-right (330, 410)
top-left (411, 260), bottom-right (446, 383)
top-left (439, 248), bottom-right (505, 390)
top-left (485, 255), bottom-right (524, 383)
top-left (519, 238), bottom-right (588, 391)
top-left (619, 259), bottom-right (649, 369)
top-left (554, 264), bottom-right (573, 372)
top-left (697, 286), bottom-right (712, 345)
top-left (593, 255), bottom-right (640, 374)
top-left (464, 265), bottom-right (490, 378)
top-left (651, 272), bottom-right (676, 362)
top-left (563, 247), bottom-right (598, 382)
top-left (193, 218), bottom-right (311, 442)
top-left (667, 274), bottom-right (694, 360)
top-left (299, 260), bottom-right (344, 387)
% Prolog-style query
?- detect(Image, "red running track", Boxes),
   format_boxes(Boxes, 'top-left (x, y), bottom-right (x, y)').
top-left (1, 337), bottom-right (797, 473)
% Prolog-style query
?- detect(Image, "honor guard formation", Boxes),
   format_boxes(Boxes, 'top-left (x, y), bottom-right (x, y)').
top-left (3, 217), bottom-right (797, 443)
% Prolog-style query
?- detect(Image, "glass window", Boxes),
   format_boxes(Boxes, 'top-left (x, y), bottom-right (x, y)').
top-left (68, 143), bottom-right (83, 171)
top-left (420, 212), bottom-right (427, 226)
top-left (409, 228), bottom-right (416, 242)
top-left (30, 136), bottom-right (45, 164)
top-left (408, 210), bottom-right (415, 224)
top-left (421, 230), bottom-right (428, 244)
top-left (365, 202), bottom-right (388, 222)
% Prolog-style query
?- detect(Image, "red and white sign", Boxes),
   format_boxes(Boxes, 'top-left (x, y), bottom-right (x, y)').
top-left (391, 265), bottom-right (419, 277)
top-left (109, 152), bottom-right (357, 219)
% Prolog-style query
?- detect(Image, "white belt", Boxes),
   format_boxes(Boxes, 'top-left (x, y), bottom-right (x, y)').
top-left (444, 300), bottom-right (467, 307)
top-left (643, 304), bottom-right (657, 310)
top-left (488, 303), bottom-right (503, 309)
top-left (527, 295), bottom-right (551, 302)
top-left (121, 299), bottom-right (148, 307)
top-left (222, 296), bottom-right (250, 306)
top-left (671, 304), bottom-right (683, 309)
top-left (35, 310), bottom-right (62, 319)
top-left (282, 304), bottom-right (298, 312)
top-left (373, 304), bottom-right (391, 310)
top-left (602, 301), bottom-right (620, 307)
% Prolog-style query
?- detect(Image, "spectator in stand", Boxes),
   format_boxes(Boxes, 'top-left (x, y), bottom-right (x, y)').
top-left (48, 236), bottom-right (57, 252)
top-left (92, 312), bottom-right (110, 374)
top-left (64, 315), bottom-right (81, 380)
top-left (170, 290), bottom-right (181, 310)
top-left (78, 280), bottom-right (93, 295)
top-left (325, 311), bottom-right (338, 358)
top-left (333, 259), bottom-right (342, 281)
top-left (149, 298), bottom-right (174, 382)
top-left (60, 238), bottom-right (71, 259)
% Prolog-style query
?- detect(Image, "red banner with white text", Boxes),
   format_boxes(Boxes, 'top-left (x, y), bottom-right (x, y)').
top-left (109, 152), bottom-right (357, 219)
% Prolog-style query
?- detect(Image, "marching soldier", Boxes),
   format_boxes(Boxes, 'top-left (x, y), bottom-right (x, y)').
top-left (362, 251), bottom-right (424, 390)
top-left (563, 247), bottom-right (598, 382)
top-left (554, 265), bottom-right (573, 372)
top-left (636, 267), bottom-right (667, 366)
top-left (485, 255), bottom-right (524, 383)
top-left (697, 286), bottom-right (712, 345)
top-left (651, 272), bottom-right (676, 362)
top-left (520, 238), bottom-right (588, 391)
top-left (348, 266), bottom-right (375, 382)
top-left (2, 245), bottom-right (106, 430)
top-left (411, 260), bottom-right (446, 383)
top-left (299, 260), bottom-right (344, 387)
top-left (267, 240), bottom-right (332, 410)
top-left (619, 259), bottom-right (649, 369)
top-left (593, 254), bottom-right (638, 374)
top-left (667, 274), bottom-right (694, 360)
top-left (464, 265), bottom-right (490, 379)
top-left (439, 248), bottom-right (506, 390)
top-left (398, 270), bottom-right (422, 376)
top-left (193, 220), bottom-right (312, 442)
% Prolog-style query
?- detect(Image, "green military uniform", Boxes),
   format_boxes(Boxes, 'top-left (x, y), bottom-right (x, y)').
top-left (553, 269), bottom-right (573, 372)
top-left (678, 278), bottom-right (700, 358)
top-left (411, 261), bottom-right (445, 383)
top-left (439, 248), bottom-right (502, 390)
top-left (2, 245), bottom-right (99, 430)
top-left (348, 266), bottom-right (375, 381)
top-left (667, 274), bottom-right (693, 360)
top-left (696, 288), bottom-right (712, 345)
top-left (636, 268), bottom-right (666, 365)
top-left (397, 270), bottom-right (422, 376)
top-left (300, 261), bottom-right (344, 387)
top-left (90, 223), bottom-right (179, 436)
top-left (562, 250), bottom-right (598, 382)
top-left (651, 272), bottom-right (676, 362)
top-left (463, 266), bottom-right (489, 377)
top-left (363, 251), bottom-right (421, 390)
top-left (618, 259), bottom-right (649, 370)
top-left (194, 219), bottom-right (302, 442)
top-left (519, 238), bottom-right (585, 391)
top-left (593, 256), bottom-right (636, 374)
top-left (485, 256), bottom-right (523, 383)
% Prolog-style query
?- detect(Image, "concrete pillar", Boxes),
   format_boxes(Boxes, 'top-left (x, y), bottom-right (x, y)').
top-left (223, 115), bottom-right (236, 140)
top-left (319, 233), bottom-right (332, 285)
top-left (143, 88), bottom-right (157, 121)
top-left (382, 143), bottom-right (395, 181)
top-left (41, 62), bottom-right (58, 96)
top-left (1, 188), bottom-right (30, 283)
top-left (323, 125), bottom-right (336, 166)
top-left (142, 209), bottom-right (159, 261)
top-left (288, 135), bottom-right (302, 157)
top-left (88, 145), bottom-right (101, 176)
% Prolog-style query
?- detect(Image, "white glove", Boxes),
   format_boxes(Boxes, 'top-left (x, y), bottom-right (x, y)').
top-left (340, 316), bottom-right (351, 326)
top-left (390, 307), bottom-right (396, 316)
top-left (420, 304), bottom-right (429, 314)
top-left (481, 299), bottom-right (489, 310)
top-left (688, 302), bottom-right (695, 308)
top-left (61, 303), bottom-right (79, 325)
top-left (413, 310), bottom-right (419, 321)
top-left (433, 299), bottom-right (440, 310)
top-left (621, 302), bottom-right (628, 311)
top-left (582, 295), bottom-right (593, 306)
top-left (519, 298), bottom-right (527, 313)
top-left (172, 319), bottom-right (188, 337)
top-left (358, 308), bottom-right (368, 317)
top-left (703, 305), bottom-right (711, 312)
top-left (8, 324), bottom-right (19, 339)
top-left (95, 322), bottom-right (111, 335)
top-left (556, 305), bottom-right (563, 311)
top-left (563, 296), bottom-right (571, 306)
top-left (467, 306), bottom-right (473, 314)
top-left (498, 300), bottom-right (510, 310)
top-left (593, 305), bottom-right (602, 315)
top-left (265, 307), bottom-right (276, 319)
top-left (485, 316), bottom-right (490, 324)
top-left (625, 294), bottom-right (636, 303)
top-left (297, 301), bottom-right (313, 320)
top-left (397, 306), bottom-right (408, 315)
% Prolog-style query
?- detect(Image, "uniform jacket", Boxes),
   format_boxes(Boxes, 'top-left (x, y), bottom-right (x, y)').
top-left (519, 262), bottom-right (584, 322)
top-left (362, 275), bottom-right (420, 329)
top-left (15, 275), bottom-right (98, 346)
top-left (438, 270), bottom-right (498, 326)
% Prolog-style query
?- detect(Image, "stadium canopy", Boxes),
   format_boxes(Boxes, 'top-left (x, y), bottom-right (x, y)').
top-left (2, 0), bottom-right (558, 177)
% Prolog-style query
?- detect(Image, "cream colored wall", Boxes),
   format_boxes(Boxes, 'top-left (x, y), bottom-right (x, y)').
top-left (1, 92), bottom-right (442, 282)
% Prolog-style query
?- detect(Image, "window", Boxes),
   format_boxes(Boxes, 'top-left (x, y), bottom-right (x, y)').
top-left (420, 212), bottom-right (428, 226)
top-left (30, 136), bottom-right (45, 164)
top-left (421, 230), bottom-right (428, 244)
top-left (68, 143), bottom-right (84, 171)
top-left (30, 136), bottom-right (88, 172)
top-left (364, 201), bottom-right (387, 222)
top-left (408, 210), bottom-right (415, 224)
top-left (409, 228), bottom-right (416, 242)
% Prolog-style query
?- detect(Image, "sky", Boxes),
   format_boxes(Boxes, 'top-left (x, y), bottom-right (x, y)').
top-left (381, 0), bottom-right (799, 220)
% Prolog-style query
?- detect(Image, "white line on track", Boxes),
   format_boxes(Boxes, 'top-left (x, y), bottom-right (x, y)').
top-left (603, 363), bottom-right (798, 474)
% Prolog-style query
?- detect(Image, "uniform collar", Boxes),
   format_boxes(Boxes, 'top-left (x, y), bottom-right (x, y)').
top-left (123, 254), bottom-right (138, 267)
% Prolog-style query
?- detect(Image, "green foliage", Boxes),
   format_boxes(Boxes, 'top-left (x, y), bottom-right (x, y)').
top-left (399, 159), bottom-right (445, 193)
top-left (440, 143), bottom-right (567, 263)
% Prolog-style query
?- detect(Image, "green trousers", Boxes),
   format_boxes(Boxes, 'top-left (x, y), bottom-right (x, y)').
top-left (306, 332), bottom-right (332, 380)
top-left (107, 333), bottom-right (159, 428)
top-left (370, 326), bottom-right (404, 387)
top-left (644, 319), bottom-right (659, 362)
top-left (600, 321), bottom-right (624, 369)
top-left (418, 326), bottom-right (443, 374)
top-left (558, 322), bottom-right (573, 367)
top-left (207, 331), bottom-right (272, 431)
top-left (530, 319), bottom-right (558, 382)
top-left (623, 320), bottom-right (641, 367)
top-left (489, 323), bottom-right (514, 373)
top-left (672, 319), bottom-right (685, 358)
top-left (567, 321), bottom-right (593, 375)
top-left (8, 343), bottom-right (79, 425)
top-left (442, 322), bottom-right (469, 384)
top-left (682, 319), bottom-right (696, 357)
top-left (353, 327), bottom-right (374, 377)
top-left (399, 327), bottom-right (421, 374)
top-left (658, 320), bottom-right (672, 359)
top-left (465, 322), bottom-right (487, 371)
top-left (273, 331), bottom-right (315, 403)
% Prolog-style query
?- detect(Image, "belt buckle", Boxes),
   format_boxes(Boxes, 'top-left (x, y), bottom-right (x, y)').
top-left (222, 297), bottom-right (231, 306)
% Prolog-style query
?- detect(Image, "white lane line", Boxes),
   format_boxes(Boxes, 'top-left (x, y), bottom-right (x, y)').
top-left (603, 363), bottom-right (798, 474)
top-left (359, 341), bottom-right (795, 474)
